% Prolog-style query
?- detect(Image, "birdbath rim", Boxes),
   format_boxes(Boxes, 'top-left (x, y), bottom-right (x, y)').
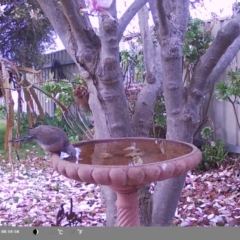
top-left (50, 137), bottom-right (202, 188)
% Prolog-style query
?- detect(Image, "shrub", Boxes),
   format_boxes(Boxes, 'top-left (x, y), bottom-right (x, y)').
top-left (197, 126), bottom-right (227, 171)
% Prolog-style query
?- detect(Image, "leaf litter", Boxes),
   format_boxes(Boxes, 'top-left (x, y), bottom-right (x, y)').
top-left (0, 153), bottom-right (239, 227)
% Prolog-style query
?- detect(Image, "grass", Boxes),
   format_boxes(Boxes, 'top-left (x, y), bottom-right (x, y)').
top-left (0, 121), bottom-right (46, 161)
top-left (0, 121), bottom-right (6, 149)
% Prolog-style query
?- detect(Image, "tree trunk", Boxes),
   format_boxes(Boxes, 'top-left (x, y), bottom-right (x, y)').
top-left (37, 0), bottom-right (148, 226)
top-left (152, 174), bottom-right (186, 226)
top-left (138, 185), bottom-right (152, 226)
top-left (132, 5), bottom-right (163, 226)
top-left (132, 4), bottom-right (162, 137)
top-left (151, 0), bottom-right (240, 226)
top-left (151, 0), bottom-right (190, 226)
top-left (100, 185), bottom-right (117, 226)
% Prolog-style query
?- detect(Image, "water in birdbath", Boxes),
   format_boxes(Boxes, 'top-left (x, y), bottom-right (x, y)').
top-left (66, 139), bottom-right (192, 166)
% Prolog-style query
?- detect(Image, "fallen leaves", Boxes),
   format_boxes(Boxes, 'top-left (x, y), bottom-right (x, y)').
top-left (0, 153), bottom-right (239, 227)
top-left (0, 154), bottom-right (106, 227)
top-left (173, 158), bottom-right (240, 226)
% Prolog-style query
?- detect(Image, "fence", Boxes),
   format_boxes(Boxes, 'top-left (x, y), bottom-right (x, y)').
top-left (21, 50), bottom-right (79, 117)
top-left (0, 50), bottom-right (78, 115)
top-left (203, 18), bottom-right (240, 146)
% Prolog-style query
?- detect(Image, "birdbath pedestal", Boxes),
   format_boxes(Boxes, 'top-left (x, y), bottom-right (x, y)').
top-left (50, 138), bottom-right (202, 227)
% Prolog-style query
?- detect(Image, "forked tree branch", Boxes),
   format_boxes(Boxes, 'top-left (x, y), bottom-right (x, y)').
top-left (207, 35), bottom-right (240, 90)
top-left (131, 4), bottom-right (162, 137)
top-left (60, 0), bottom-right (95, 45)
top-left (118, 0), bottom-right (148, 42)
top-left (37, 0), bottom-right (76, 58)
top-left (189, 21), bottom-right (240, 97)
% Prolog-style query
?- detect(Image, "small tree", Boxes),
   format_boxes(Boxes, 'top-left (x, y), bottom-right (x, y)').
top-left (36, 0), bottom-right (240, 226)
top-left (0, 0), bottom-right (55, 68)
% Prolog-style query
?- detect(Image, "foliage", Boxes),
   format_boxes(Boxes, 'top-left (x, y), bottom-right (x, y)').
top-left (0, 0), bottom-right (55, 68)
top-left (183, 18), bottom-right (213, 85)
top-left (120, 47), bottom-right (145, 84)
top-left (154, 97), bottom-right (166, 129)
top-left (41, 75), bottom-right (93, 140)
top-left (214, 69), bottom-right (240, 130)
top-left (42, 80), bottom-right (75, 119)
top-left (215, 69), bottom-right (240, 101)
top-left (150, 96), bottom-right (167, 138)
top-left (197, 126), bottom-right (227, 171)
top-left (184, 18), bottom-right (213, 66)
top-left (0, 105), bottom-right (6, 119)
top-left (0, 121), bottom-right (6, 150)
top-left (201, 126), bottom-right (213, 140)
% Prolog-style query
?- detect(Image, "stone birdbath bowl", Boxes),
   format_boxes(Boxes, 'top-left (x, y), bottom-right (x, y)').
top-left (50, 137), bottom-right (202, 227)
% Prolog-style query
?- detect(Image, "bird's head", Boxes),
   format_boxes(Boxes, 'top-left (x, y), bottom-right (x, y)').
top-left (66, 144), bottom-right (77, 158)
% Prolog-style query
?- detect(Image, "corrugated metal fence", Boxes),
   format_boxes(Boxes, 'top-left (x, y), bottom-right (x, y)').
top-left (35, 50), bottom-right (80, 116)
top-left (203, 19), bottom-right (240, 146)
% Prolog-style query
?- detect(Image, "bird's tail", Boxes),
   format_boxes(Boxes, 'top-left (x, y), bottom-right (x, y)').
top-left (9, 136), bottom-right (33, 142)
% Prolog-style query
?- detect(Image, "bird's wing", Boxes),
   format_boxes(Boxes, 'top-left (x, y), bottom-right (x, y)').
top-left (30, 125), bottom-right (68, 146)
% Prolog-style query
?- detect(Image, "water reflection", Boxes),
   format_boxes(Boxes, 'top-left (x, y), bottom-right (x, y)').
top-left (66, 139), bottom-right (192, 166)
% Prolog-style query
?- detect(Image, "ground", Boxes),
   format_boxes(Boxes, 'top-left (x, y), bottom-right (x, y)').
top-left (0, 148), bottom-right (239, 226)
top-left (174, 158), bottom-right (240, 226)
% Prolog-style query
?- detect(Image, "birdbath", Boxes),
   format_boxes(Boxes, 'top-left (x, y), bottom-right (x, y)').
top-left (50, 137), bottom-right (202, 227)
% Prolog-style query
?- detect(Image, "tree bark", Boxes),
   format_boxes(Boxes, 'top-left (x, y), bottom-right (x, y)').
top-left (131, 5), bottom-right (163, 226)
top-left (203, 36), bottom-right (240, 118)
top-left (155, 0), bottom-right (189, 140)
top-left (152, 174), bottom-right (186, 226)
top-left (183, 19), bottom-right (240, 141)
top-left (118, 0), bottom-right (148, 42)
top-left (208, 36), bottom-right (240, 89)
top-left (132, 4), bottom-right (162, 137)
top-left (151, 0), bottom-right (190, 226)
top-left (151, 0), bottom-right (240, 226)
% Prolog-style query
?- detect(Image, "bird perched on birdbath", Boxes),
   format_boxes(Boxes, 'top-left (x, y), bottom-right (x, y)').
top-left (10, 125), bottom-right (77, 158)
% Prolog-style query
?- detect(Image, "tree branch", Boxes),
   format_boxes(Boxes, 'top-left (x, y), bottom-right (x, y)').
top-left (105, 0), bottom-right (117, 18)
top-left (37, 0), bottom-right (76, 59)
top-left (60, 0), bottom-right (96, 45)
top-left (154, 0), bottom-right (189, 140)
top-left (97, 1), bottom-right (119, 84)
top-left (37, 0), bottom-right (100, 73)
top-left (151, 0), bottom-right (189, 227)
top-left (138, 5), bottom-right (155, 84)
top-left (202, 36), bottom-right (240, 118)
top-left (148, 0), bottom-right (159, 30)
top-left (132, 5), bottom-right (162, 137)
top-left (178, 17), bottom-right (240, 145)
top-left (118, 0), bottom-right (147, 42)
top-left (207, 35), bottom-right (240, 89)
top-left (189, 21), bottom-right (240, 97)
top-left (155, 0), bottom-right (168, 36)
top-left (183, 20), bottom-right (240, 131)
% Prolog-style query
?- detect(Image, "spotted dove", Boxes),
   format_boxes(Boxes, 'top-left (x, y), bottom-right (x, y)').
top-left (10, 125), bottom-right (76, 157)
